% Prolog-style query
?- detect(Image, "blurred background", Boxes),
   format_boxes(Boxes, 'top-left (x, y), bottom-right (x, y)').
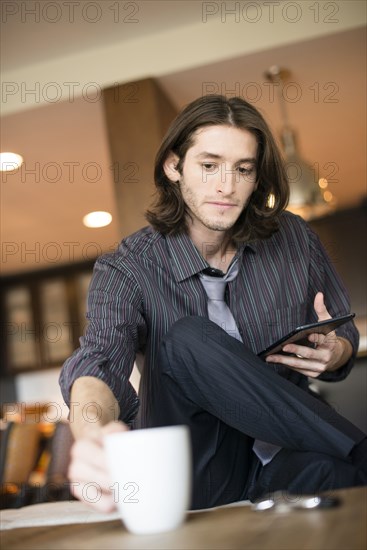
top-left (0, 0), bottom-right (366, 505)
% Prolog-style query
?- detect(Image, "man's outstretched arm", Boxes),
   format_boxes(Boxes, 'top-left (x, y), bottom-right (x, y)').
top-left (67, 377), bottom-right (128, 512)
top-left (69, 376), bottom-right (121, 439)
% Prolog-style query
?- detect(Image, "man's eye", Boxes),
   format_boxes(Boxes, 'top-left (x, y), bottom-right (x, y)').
top-left (238, 167), bottom-right (255, 176)
top-left (202, 163), bottom-right (217, 171)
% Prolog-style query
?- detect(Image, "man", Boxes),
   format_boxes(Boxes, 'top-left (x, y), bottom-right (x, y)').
top-left (60, 95), bottom-right (366, 512)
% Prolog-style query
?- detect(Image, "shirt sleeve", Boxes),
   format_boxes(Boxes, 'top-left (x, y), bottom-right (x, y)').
top-left (305, 221), bottom-right (359, 382)
top-left (59, 253), bottom-right (147, 424)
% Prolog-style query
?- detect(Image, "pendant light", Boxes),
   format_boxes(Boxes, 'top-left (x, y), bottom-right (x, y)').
top-left (264, 66), bottom-right (335, 220)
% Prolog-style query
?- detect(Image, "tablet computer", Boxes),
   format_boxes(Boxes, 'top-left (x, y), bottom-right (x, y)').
top-left (257, 313), bottom-right (355, 359)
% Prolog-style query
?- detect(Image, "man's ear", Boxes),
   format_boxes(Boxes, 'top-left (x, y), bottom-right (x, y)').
top-left (163, 152), bottom-right (181, 183)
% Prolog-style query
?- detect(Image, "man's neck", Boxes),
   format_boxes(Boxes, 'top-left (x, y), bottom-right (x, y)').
top-left (188, 225), bottom-right (237, 273)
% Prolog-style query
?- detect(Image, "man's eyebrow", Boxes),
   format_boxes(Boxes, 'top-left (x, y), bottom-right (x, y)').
top-left (195, 152), bottom-right (222, 160)
top-left (195, 152), bottom-right (257, 163)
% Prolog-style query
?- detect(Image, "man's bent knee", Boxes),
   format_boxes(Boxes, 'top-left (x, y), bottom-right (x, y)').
top-left (164, 316), bottom-right (230, 349)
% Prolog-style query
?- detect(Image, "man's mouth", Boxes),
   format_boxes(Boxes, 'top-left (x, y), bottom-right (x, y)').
top-left (206, 201), bottom-right (237, 208)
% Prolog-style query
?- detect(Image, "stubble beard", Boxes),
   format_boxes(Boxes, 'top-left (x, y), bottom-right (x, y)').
top-left (180, 180), bottom-right (240, 233)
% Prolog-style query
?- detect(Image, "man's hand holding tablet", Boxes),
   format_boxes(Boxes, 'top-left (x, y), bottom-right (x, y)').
top-left (261, 292), bottom-right (355, 378)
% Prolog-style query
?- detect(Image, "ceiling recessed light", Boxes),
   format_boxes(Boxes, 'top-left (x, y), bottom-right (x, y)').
top-left (0, 152), bottom-right (24, 171)
top-left (83, 211), bottom-right (112, 228)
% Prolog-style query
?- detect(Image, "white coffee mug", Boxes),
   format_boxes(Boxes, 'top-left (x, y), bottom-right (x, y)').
top-left (104, 425), bottom-right (192, 535)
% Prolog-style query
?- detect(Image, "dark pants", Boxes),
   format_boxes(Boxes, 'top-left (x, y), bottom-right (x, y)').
top-left (147, 317), bottom-right (367, 510)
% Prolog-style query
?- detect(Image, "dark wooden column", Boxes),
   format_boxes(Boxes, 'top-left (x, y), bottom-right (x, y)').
top-left (103, 78), bottom-right (177, 237)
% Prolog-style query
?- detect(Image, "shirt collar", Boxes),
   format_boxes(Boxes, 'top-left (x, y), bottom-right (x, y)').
top-left (165, 231), bottom-right (208, 282)
top-left (165, 231), bottom-right (257, 283)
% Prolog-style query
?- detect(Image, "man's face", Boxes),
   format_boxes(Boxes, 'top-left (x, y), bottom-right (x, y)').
top-left (167, 125), bottom-right (258, 235)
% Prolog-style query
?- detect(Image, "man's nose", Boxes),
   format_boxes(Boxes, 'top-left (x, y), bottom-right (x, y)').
top-left (216, 164), bottom-right (237, 193)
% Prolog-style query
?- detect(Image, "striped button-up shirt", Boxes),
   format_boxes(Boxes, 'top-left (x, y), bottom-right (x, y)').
top-left (59, 212), bottom-right (359, 425)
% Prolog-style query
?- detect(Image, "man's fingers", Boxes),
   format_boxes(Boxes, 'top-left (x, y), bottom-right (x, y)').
top-left (266, 340), bottom-right (336, 377)
top-left (68, 452), bottom-right (113, 490)
top-left (308, 331), bottom-right (338, 348)
top-left (70, 438), bottom-right (107, 471)
top-left (101, 421), bottom-right (129, 435)
top-left (70, 481), bottom-right (116, 513)
top-left (281, 341), bottom-right (331, 361)
top-left (308, 332), bottom-right (325, 346)
top-left (266, 353), bottom-right (328, 377)
top-left (68, 439), bottom-right (117, 512)
top-left (67, 421), bottom-right (129, 513)
top-left (70, 422), bottom-right (128, 471)
top-left (313, 291), bottom-right (332, 322)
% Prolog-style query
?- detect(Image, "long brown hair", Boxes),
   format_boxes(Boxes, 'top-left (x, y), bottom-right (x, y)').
top-left (145, 95), bottom-right (289, 242)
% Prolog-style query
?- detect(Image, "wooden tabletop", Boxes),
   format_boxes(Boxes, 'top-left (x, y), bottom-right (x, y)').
top-left (2, 487), bottom-right (366, 550)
